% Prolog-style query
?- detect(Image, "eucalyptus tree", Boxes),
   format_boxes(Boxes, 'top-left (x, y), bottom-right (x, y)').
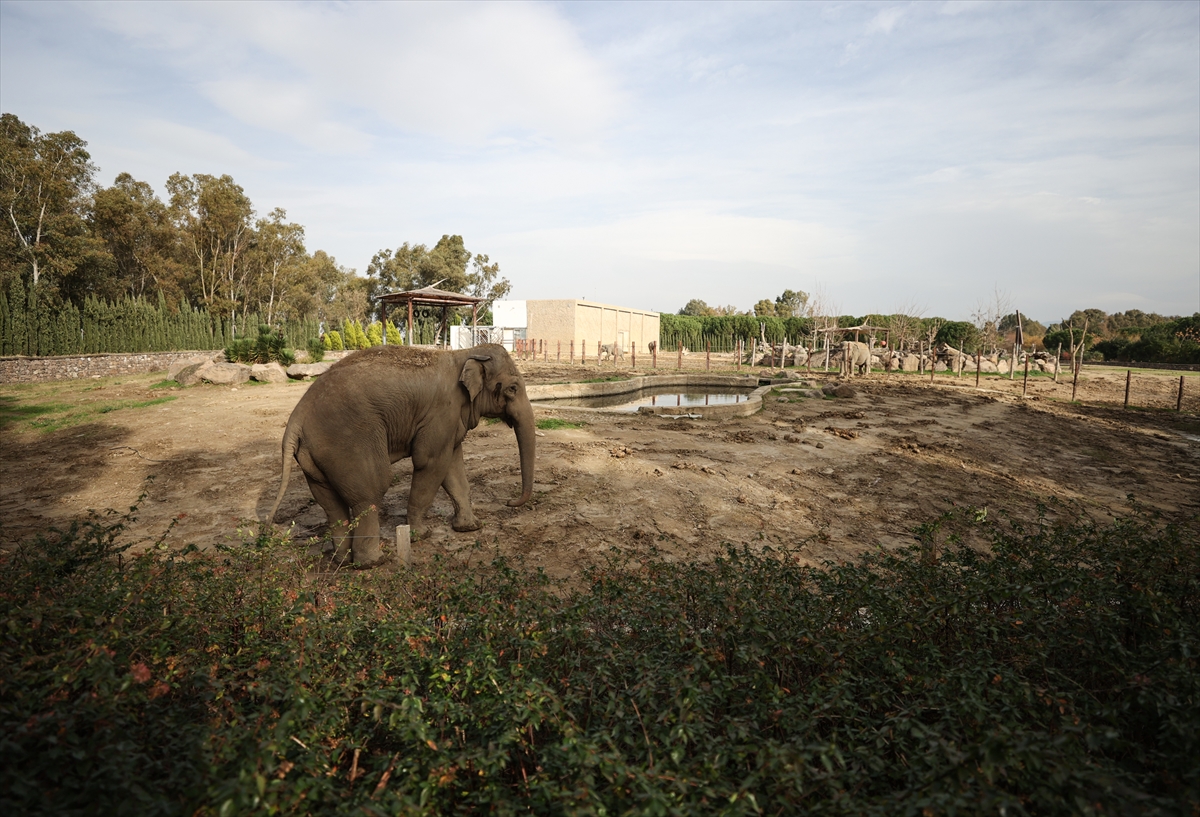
top-left (0, 113), bottom-right (97, 291)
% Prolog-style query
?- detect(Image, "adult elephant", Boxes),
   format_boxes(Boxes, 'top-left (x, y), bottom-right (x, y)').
top-left (840, 341), bottom-right (872, 377)
top-left (267, 343), bottom-right (535, 566)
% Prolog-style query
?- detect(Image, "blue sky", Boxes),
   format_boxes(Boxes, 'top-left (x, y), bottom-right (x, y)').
top-left (2, 0), bottom-right (1197, 322)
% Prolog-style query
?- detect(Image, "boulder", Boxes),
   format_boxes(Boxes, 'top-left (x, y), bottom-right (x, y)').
top-left (250, 362), bottom-right (289, 383)
top-left (201, 362), bottom-right (251, 385)
top-left (821, 383), bottom-right (856, 398)
top-left (900, 354), bottom-right (920, 371)
top-left (979, 359), bottom-right (998, 373)
top-left (174, 362), bottom-right (212, 387)
top-left (287, 362), bottom-right (333, 379)
top-left (169, 356), bottom-right (212, 382)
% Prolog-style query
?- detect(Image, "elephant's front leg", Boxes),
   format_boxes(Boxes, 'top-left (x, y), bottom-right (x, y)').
top-left (443, 444), bottom-right (481, 532)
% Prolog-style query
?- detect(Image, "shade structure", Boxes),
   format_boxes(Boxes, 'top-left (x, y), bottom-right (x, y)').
top-left (376, 285), bottom-right (485, 347)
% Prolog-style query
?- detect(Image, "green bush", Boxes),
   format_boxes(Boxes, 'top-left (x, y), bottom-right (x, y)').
top-left (366, 321), bottom-right (383, 347)
top-left (2, 503), bottom-right (1196, 815)
top-left (306, 337), bottom-right (325, 362)
top-left (385, 321), bottom-right (403, 345)
top-left (324, 329), bottom-right (343, 351)
top-left (224, 324), bottom-right (296, 366)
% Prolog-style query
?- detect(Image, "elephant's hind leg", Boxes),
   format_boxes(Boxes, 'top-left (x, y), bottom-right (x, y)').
top-left (306, 476), bottom-right (352, 563)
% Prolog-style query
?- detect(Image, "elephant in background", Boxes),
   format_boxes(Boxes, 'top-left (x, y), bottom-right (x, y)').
top-left (840, 341), bottom-right (873, 377)
top-left (267, 343), bottom-right (536, 565)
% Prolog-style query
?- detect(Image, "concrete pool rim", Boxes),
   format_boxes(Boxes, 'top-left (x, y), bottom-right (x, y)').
top-left (527, 374), bottom-right (779, 419)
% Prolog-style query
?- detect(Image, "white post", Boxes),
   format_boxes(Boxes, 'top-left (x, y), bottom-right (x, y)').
top-left (395, 525), bottom-right (411, 566)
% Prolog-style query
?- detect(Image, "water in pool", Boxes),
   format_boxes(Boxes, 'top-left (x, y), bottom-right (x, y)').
top-left (535, 386), bottom-right (754, 413)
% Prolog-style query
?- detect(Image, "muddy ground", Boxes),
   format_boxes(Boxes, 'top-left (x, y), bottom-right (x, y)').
top-left (2, 360), bottom-right (1198, 578)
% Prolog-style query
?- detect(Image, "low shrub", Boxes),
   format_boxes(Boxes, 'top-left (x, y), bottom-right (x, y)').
top-left (306, 337), bottom-right (325, 363)
top-left (2, 503), bottom-right (1196, 815)
top-left (225, 325), bottom-right (296, 366)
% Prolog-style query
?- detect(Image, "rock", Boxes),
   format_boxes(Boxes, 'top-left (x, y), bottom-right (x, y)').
top-left (168, 357), bottom-right (211, 382)
top-left (900, 354), bottom-right (920, 371)
top-left (174, 362), bottom-right (212, 386)
top-left (250, 362), bottom-right (289, 383)
top-left (200, 362), bottom-right (251, 385)
top-left (821, 383), bottom-right (856, 399)
top-left (287, 362), bottom-right (333, 379)
top-left (980, 359), bottom-right (998, 373)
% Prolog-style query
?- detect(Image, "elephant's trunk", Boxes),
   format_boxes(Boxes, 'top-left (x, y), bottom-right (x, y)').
top-left (508, 406), bottom-right (536, 507)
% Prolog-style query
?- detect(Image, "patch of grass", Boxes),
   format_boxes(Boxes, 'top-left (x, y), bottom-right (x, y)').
top-left (148, 379), bottom-right (177, 389)
top-left (536, 418), bottom-right (584, 430)
top-left (18, 396), bottom-right (178, 433)
top-left (0, 396), bottom-right (70, 431)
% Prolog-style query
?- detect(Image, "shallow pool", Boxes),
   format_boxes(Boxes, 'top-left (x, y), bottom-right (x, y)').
top-left (534, 386), bottom-right (755, 413)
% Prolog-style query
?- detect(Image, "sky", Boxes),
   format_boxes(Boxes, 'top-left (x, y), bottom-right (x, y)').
top-left (1, 0), bottom-right (1197, 323)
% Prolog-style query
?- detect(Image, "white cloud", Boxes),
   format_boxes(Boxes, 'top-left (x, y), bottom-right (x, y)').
top-left (866, 6), bottom-right (907, 35)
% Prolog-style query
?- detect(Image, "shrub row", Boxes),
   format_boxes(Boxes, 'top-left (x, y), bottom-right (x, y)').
top-left (0, 278), bottom-right (320, 356)
top-left (1, 504), bottom-right (1196, 815)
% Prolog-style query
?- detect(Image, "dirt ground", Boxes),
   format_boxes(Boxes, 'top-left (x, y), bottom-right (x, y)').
top-left (2, 359), bottom-right (1198, 578)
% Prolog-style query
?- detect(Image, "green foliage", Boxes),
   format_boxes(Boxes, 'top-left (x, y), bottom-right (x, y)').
top-left (324, 329), bottom-right (344, 351)
top-left (661, 313), bottom-right (813, 353)
top-left (342, 319), bottom-right (370, 350)
top-left (1096, 314), bottom-right (1200, 364)
top-left (225, 324), bottom-right (295, 366)
top-left (935, 320), bottom-right (979, 349)
top-left (306, 337), bottom-right (325, 362)
top-left (385, 320), bottom-right (403, 346)
top-left (366, 320), bottom-right (383, 347)
top-left (3, 502), bottom-right (1196, 815)
top-left (536, 418), bottom-right (585, 430)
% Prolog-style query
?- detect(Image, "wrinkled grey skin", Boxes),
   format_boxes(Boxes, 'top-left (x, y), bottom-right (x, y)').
top-left (840, 341), bottom-right (873, 377)
top-left (268, 344), bottom-right (535, 565)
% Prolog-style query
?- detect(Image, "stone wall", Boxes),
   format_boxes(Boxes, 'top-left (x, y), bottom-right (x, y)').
top-left (0, 351), bottom-right (222, 383)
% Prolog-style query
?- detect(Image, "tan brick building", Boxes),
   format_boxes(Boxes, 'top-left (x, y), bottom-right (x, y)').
top-left (491, 299), bottom-right (661, 356)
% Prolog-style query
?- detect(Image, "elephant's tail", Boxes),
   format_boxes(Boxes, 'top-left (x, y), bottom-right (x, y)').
top-left (267, 423), bottom-right (301, 523)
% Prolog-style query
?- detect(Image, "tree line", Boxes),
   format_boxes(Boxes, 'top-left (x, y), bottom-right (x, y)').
top-left (1, 113), bottom-right (511, 355)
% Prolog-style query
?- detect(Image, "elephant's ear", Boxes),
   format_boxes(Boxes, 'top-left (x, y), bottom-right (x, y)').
top-left (460, 358), bottom-right (486, 400)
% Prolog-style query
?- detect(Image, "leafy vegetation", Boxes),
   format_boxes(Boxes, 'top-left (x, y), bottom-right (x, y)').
top-left (536, 418), bottom-right (585, 430)
top-left (0, 393), bottom-right (177, 432)
top-left (2, 503), bottom-right (1196, 815)
top-left (225, 324), bottom-right (296, 366)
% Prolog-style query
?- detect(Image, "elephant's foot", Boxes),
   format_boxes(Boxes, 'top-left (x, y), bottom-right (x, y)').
top-left (451, 516), bottom-right (482, 533)
top-left (351, 538), bottom-right (385, 567)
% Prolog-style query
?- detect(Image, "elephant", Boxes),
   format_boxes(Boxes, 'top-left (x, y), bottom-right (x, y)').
top-left (840, 341), bottom-right (872, 377)
top-left (267, 343), bottom-right (535, 566)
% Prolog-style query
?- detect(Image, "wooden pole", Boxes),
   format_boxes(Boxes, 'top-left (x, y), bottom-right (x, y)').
top-left (975, 349), bottom-right (981, 387)
top-left (557, 340), bottom-right (561, 362)
top-left (1124, 369), bottom-right (1131, 409)
top-left (582, 339), bottom-right (586, 365)
top-left (597, 341), bottom-right (601, 364)
top-left (1022, 353), bottom-right (1030, 397)
top-left (930, 345), bottom-right (935, 384)
top-left (1010, 343), bottom-right (1017, 380)
top-left (1178, 375), bottom-right (1185, 412)
top-left (632, 345), bottom-right (636, 369)
top-left (736, 339), bottom-right (741, 372)
top-left (706, 339), bottom-right (711, 371)
top-left (677, 340), bottom-right (683, 370)
top-left (652, 343), bottom-right (657, 369)
top-left (570, 339), bottom-right (575, 364)
top-left (1071, 353), bottom-right (1081, 402)
top-left (408, 299), bottom-right (415, 345)
top-left (381, 302), bottom-right (388, 345)
top-left (1054, 343), bottom-right (1062, 384)
top-left (918, 341), bottom-right (924, 375)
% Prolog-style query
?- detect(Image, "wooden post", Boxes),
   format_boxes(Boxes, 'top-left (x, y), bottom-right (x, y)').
top-left (652, 343), bottom-right (657, 369)
top-left (570, 339), bottom-right (575, 364)
top-left (1070, 353), bottom-right (1081, 402)
top-left (677, 340), bottom-right (683, 370)
top-left (582, 339), bottom-right (586, 365)
top-left (750, 338), bottom-right (757, 368)
top-left (1178, 375), bottom-right (1185, 412)
top-left (1054, 343), bottom-right (1062, 384)
top-left (736, 339), bottom-right (741, 372)
top-left (597, 341), bottom-right (601, 363)
top-left (1010, 343), bottom-right (1017, 380)
top-left (543, 340), bottom-right (547, 363)
top-left (557, 340), bottom-right (561, 362)
top-left (930, 345), bottom-right (935, 384)
top-left (1124, 369), bottom-right (1131, 409)
top-left (408, 299), bottom-right (415, 345)
top-left (706, 339), bottom-right (711, 371)
top-left (632, 345), bottom-right (636, 369)
top-left (1022, 353), bottom-right (1030, 397)
top-left (381, 302), bottom-right (388, 345)
top-left (918, 341), bottom-right (924, 375)
top-left (975, 349), bottom-right (981, 387)
top-left (806, 343), bottom-right (812, 375)
top-left (395, 525), bottom-right (411, 566)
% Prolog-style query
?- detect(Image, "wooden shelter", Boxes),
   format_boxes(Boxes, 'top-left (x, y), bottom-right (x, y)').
top-left (377, 285), bottom-right (485, 347)
top-left (813, 322), bottom-right (891, 348)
